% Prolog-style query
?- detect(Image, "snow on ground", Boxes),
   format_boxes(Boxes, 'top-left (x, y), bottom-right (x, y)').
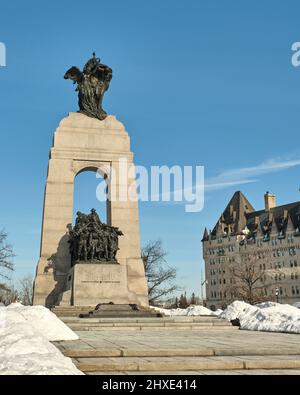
top-left (151, 305), bottom-right (217, 316)
top-left (152, 301), bottom-right (300, 334)
top-left (220, 301), bottom-right (300, 334)
top-left (6, 303), bottom-right (78, 341)
top-left (0, 304), bottom-right (83, 375)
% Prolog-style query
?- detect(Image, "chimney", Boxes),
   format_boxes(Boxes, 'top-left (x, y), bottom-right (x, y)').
top-left (264, 191), bottom-right (276, 211)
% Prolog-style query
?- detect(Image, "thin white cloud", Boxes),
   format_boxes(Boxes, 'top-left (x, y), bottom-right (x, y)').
top-left (205, 179), bottom-right (257, 191)
top-left (139, 156), bottom-right (300, 201)
top-left (205, 157), bottom-right (300, 191)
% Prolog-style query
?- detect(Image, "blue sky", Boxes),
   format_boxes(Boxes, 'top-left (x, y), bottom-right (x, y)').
top-left (1, 0), bottom-right (300, 297)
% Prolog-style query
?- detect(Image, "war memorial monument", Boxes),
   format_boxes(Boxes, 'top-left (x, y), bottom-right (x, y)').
top-left (33, 54), bottom-right (149, 309)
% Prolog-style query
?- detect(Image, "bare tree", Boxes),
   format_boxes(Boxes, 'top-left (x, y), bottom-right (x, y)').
top-left (142, 240), bottom-right (180, 305)
top-left (0, 285), bottom-right (18, 305)
top-left (228, 253), bottom-right (271, 305)
top-left (0, 230), bottom-right (14, 291)
top-left (18, 275), bottom-right (34, 306)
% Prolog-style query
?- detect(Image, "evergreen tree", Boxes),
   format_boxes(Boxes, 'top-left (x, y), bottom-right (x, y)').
top-left (190, 292), bottom-right (196, 305)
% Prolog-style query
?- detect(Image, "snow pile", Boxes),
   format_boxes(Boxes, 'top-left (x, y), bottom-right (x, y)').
top-left (0, 304), bottom-right (83, 375)
top-left (214, 309), bottom-right (223, 316)
top-left (6, 304), bottom-right (78, 341)
top-left (151, 305), bottom-right (217, 316)
top-left (219, 301), bottom-right (256, 321)
top-left (221, 301), bottom-right (300, 334)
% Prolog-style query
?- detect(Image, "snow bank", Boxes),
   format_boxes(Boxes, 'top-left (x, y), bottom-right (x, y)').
top-left (0, 304), bottom-right (83, 375)
top-left (152, 301), bottom-right (300, 335)
top-left (221, 301), bottom-right (300, 334)
top-left (6, 304), bottom-right (78, 341)
top-left (151, 305), bottom-right (217, 316)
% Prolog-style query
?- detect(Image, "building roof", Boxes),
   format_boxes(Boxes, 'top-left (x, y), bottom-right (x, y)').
top-left (211, 191), bottom-right (255, 236)
top-left (202, 227), bottom-right (209, 242)
top-left (208, 191), bottom-right (300, 240)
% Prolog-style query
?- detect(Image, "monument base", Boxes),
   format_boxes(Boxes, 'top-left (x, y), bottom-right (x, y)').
top-left (58, 263), bottom-right (145, 307)
top-left (79, 303), bottom-right (163, 319)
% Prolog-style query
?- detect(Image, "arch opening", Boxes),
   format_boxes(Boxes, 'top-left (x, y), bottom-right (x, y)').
top-left (73, 169), bottom-right (108, 225)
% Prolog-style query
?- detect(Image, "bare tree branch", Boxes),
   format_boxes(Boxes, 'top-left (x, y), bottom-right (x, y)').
top-left (142, 240), bottom-right (180, 305)
top-left (0, 230), bottom-right (15, 288)
top-left (227, 253), bottom-right (272, 304)
top-left (18, 275), bottom-right (33, 306)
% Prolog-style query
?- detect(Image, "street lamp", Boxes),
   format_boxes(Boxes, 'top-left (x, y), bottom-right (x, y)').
top-left (201, 279), bottom-right (208, 305)
top-left (275, 288), bottom-right (279, 303)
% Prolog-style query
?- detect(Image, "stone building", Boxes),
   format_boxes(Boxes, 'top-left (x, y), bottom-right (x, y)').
top-left (202, 191), bottom-right (300, 310)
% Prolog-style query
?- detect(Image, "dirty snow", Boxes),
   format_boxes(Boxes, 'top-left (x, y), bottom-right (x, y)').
top-left (220, 300), bottom-right (300, 334)
top-left (151, 305), bottom-right (217, 316)
top-left (0, 304), bottom-right (83, 375)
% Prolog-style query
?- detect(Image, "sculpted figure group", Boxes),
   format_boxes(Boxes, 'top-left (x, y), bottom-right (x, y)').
top-left (68, 209), bottom-right (123, 265)
top-left (64, 53), bottom-right (112, 120)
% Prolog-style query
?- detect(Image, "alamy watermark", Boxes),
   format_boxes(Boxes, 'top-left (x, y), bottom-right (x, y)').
top-left (291, 42), bottom-right (300, 67)
top-left (0, 42), bottom-right (6, 67)
top-left (95, 159), bottom-right (204, 213)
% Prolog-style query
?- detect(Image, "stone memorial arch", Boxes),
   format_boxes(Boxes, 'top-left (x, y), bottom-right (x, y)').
top-left (33, 112), bottom-right (149, 308)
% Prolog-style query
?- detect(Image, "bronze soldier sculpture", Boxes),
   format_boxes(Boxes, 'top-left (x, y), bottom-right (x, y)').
top-left (64, 53), bottom-right (112, 120)
top-left (68, 208), bottom-right (123, 265)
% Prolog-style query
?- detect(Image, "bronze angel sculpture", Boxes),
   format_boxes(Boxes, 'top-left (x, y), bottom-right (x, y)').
top-left (64, 53), bottom-right (112, 120)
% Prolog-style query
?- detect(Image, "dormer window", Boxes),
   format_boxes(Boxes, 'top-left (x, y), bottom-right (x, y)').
top-left (278, 230), bottom-right (285, 240)
top-left (294, 227), bottom-right (300, 237)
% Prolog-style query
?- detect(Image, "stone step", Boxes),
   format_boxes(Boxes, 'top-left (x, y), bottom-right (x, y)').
top-left (86, 369), bottom-right (300, 375)
top-left (55, 341), bottom-right (300, 359)
top-left (68, 324), bottom-right (237, 331)
top-left (52, 307), bottom-right (95, 317)
top-left (73, 355), bottom-right (300, 373)
top-left (60, 316), bottom-right (221, 324)
top-left (52, 306), bottom-right (163, 318)
top-left (79, 312), bottom-right (163, 319)
top-left (59, 315), bottom-right (235, 331)
top-left (53, 307), bottom-right (94, 310)
top-left (62, 347), bottom-right (293, 359)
